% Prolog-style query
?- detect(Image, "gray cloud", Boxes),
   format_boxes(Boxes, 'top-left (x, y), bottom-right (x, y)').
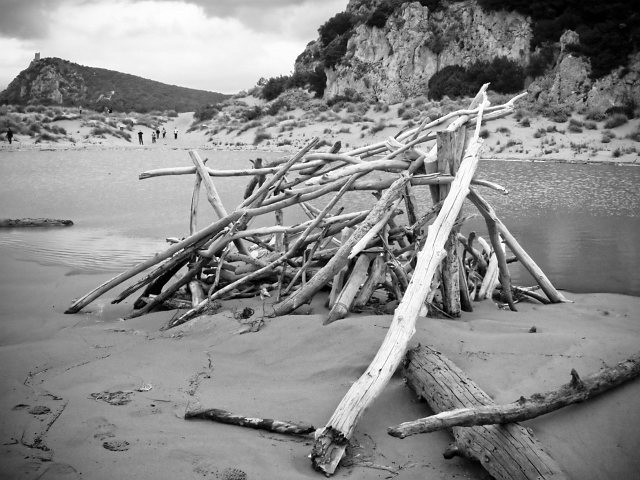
top-left (0, 0), bottom-right (344, 40)
top-left (142, 0), bottom-right (338, 36)
top-left (151, 0), bottom-right (318, 19)
top-left (0, 0), bottom-right (59, 38)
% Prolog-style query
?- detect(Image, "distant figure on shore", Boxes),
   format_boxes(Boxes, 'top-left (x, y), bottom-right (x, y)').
top-left (156, 127), bottom-right (160, 140)
top-left (151, 131), bottom-right (156, 144)
top-left (138, 130), bottom-right (143, 145)
top-left (79, 106), bottom-right (82, 115)
top-left (162, 127), bottom-right (166, 139)
top-left (6, 127), bottom-right (13, 144)
top-left (174, 127), bottom-right (178, 140)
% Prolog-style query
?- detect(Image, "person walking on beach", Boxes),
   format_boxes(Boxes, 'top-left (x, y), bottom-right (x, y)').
top-left (151, 131), bottom-right (156, 144)
top-left (138, 130), bottom-right (143, 145)
top-left (162, 127), bottom-right (166, 139)
top-left (174, 127), bottom-right (178, 140)
top-left (6, 127), bottom-right (13, 144)
top-left (156, 127), bottom-right (160, 140)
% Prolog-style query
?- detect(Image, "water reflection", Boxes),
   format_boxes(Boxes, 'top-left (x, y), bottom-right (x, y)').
top-left (0, 150), bottom-right (638, 296)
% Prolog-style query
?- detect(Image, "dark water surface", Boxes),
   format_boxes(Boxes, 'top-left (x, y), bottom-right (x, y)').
top-left (0, 150), bottom-right (638, 296)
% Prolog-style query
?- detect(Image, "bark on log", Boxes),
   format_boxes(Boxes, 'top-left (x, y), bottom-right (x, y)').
top-left (328, 228), bottom-right (353, 310)
top-left (185, 408), bottom-right (314, 436)
top-left (389, 350), bottom-right (640, 436)
top-left (133, 257), bottom-right (188, 309)
top-left (458, 255), bottom-right (473, 312)
top-left (127, 257), bottom-right (209, 320)
top-left (188, 280), bottom-right (205, 307)
top-left (353, 254), bottom-right (387, 308)
top-left (396, 345), bottom-right (567, 480)
top-left (325, 253), bottom-right (374, 324)
top-left (478, 246), bottom-right (499, 300)
top-left (467, 188), bottom-right (569, 304)
top-left (310, 136), bottom-right (484, 476)
top-left (437, 128), bottom-right (465, 317)
top-left (190, 165), bottom-right (203, 235)
top-left (0, 218), bottom-right (73, 227)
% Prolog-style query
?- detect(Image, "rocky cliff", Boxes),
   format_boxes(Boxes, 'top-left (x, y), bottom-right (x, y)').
top-left (296, 0), bottom-right (640, 109)
top-left (528, 31), bottom-right (640, 111)
top-left (298, 0), bottom-right (531, 104)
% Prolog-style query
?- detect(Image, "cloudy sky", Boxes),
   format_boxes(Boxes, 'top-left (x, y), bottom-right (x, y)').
top-left (0, 0), bottom-right (349, 94)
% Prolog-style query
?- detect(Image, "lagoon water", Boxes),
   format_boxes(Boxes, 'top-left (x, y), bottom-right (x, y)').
top-left (1, 149), bottom-right (639, 297)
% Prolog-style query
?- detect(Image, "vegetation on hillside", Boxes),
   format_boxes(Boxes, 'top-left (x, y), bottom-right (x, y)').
top-left (0, 58), bottom-right (231, 113)
top-left (0, 103), bottom-right (171, 144)
top-left (427, 57), bottom-right (525, 100)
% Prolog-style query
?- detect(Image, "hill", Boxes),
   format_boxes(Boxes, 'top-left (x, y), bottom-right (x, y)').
top-left (0, 57), bottom-right (231, 113)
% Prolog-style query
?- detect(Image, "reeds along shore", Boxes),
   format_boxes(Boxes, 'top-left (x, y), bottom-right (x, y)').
top-left (64, 86), bottom-right (582, 476)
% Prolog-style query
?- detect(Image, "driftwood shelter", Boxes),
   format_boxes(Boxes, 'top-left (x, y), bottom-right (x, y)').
top-left (65, 86), bottom-right (639, 479)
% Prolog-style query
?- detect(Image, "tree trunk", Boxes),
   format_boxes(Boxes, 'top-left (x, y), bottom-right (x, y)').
top-left (399, 345), bottom-right (567, 480)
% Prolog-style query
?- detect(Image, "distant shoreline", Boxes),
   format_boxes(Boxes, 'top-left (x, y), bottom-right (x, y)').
top-left (1, 142), bottom-right (638, 167)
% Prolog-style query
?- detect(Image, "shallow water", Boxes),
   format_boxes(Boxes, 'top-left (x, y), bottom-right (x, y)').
top-left (0, 149), bottom-right (638, 295)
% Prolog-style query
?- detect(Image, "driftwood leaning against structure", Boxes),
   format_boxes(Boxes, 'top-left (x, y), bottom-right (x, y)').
top-left (64, 86), bottom-right (592, 477)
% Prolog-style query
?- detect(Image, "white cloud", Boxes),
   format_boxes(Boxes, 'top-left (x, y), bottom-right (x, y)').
top-left (0, 0), bottom-right (348, 94)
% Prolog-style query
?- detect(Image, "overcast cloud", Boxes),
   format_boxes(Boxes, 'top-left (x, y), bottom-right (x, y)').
top-left (0, 0), bottom-right (348, 94)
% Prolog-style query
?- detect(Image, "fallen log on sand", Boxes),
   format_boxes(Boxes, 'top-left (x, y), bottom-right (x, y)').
top-left (389, 350), bottom-right (640, 436)
top-left (185, 407), bottom-right (315, 436)
top-left (0, 218), bottom-right (73, 227)
top-left (398, 345), bottom-right (567, 480)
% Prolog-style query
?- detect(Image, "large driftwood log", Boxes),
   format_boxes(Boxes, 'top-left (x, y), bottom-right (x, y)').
top-left (185, 407), bottom-right (315, 435)
top-left (0, 218), bottom-right (73, 227)
top-left (398, 345), bottom-right (567, 480)
top-left (389, 350), bottom-right (640, 435)
top-left (310, 135), bottom-right (485, 476)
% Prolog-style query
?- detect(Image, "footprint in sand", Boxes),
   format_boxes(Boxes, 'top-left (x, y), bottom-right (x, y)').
top-left (168, 450), bottom-right (247, 479)
top-left (93, 418), bottom-right (117, 441)
top-left (217, 468), bottom-right (247, 480)
top-left (29, 406), bottom-right (51, 415)
top-left (102, 440), bottom-right (130, 452)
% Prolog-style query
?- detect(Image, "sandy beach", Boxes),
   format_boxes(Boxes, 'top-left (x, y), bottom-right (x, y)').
top-left (2, 98), bottom-right (639, 166)
top-left (1, 101), bottom-right (640, 480)
top-left (1, 246), bottom-right (639, 480)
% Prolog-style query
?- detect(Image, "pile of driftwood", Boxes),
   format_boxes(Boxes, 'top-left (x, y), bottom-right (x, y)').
top-left (64, 85), bottom-right (639, 479)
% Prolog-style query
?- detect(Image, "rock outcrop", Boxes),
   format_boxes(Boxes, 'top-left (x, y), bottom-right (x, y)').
top-left (299, 0), bottom-right (531, 104)
top-left (297, 0), bottom-right (640, 108)
top-left (528, 31), bottom-right (640, 111)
